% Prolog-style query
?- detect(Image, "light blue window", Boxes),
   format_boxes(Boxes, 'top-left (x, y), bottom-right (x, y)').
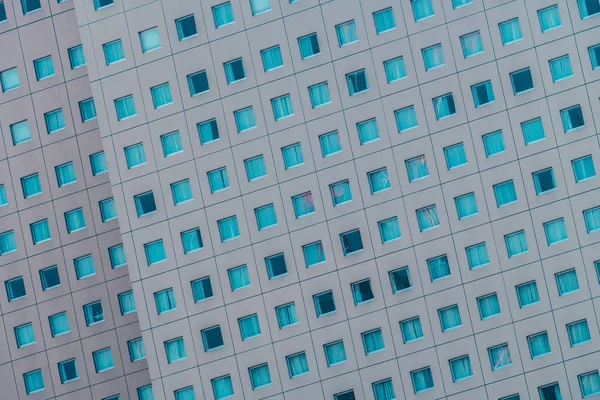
top-left (567, 320), bottom-right (591, 346)
top-left (384, 57), bottom-right (406, 83)
top-left (395, 106), bottom-right (418, 132)
top-left (286, 352), bottom-right (309, 378)
top-left (452, 0), bottom-right (472, 8)
top-left (201, 326), bottom-right (223, 351)
top-left (34, 56), bottom-right (54, 80)
top-left (93, 348), bottom-right (114, 372)
top-left (191, 276), bottom-right (212, 302)
top-left (590, 44), bottom-right (600, 69)
top-left (411, 0), bottom-right (434, 21)
top-left (538, 5), bottom-right (561, 32)
top-left (266, 253), bottom-right (287, 279)
top-left (93, 0), bottom-right (113, 10)
top-left (406, 155), bottom-right (428, 182)
top-left (272, 94), bottom-right (293, 120)
top-left (10, 120), bottom-right (31, 145)
top-left (505, 230), bottom-right (528, 257)
top-left (282, 142), bottom-right (304, 169)
top-left (0, 185), bottom-right (6, 207)
top-left (171, 179), bottom-right (193, 205)
top-left (103, 40), bottom-right (125, 65)
top-left (578, 371), bottom-right (600, 398)
top-left (68, 45), bottom-right (85, 69)
top-left (549, 55), bottom-right (572, 82)
top-left (15, 323), bottom-right (35, 348)
top-left (460, 31), bottom-right (483, 58)
top-left (521, 117), bottom-right (545, 144)
top-left (155, 288), bottom-right (176, 314)
top-left (308, 82), bottom-right (331, 108)
top-left (319, 131), bottom-right (341, 157)
top-left (539, 383), bottom-right (562, 400)
top-left (572, 155), bottom-right (596, 182)
top-left (115, 95), bottom-right (136, 121)
top-left (411, 367), bottom-right (434, 393)
top-left (362, 329), bottom-right (385, 354)
top-left (533, 168), bottom-right (556, 195)
top-left (228, 264), bottom-right (250, 290)
top-left (466, 243), bottom-right (489, 269)
top-left (483, 130), bottom-right (505, 157)
top-left (347, 69), bottom-right (368, 96)
top-left (528, 331), bottom-right (551, 358)
top-left (378, 217), bottom-right (401, 243)
top-left (79, 98), bottom-right (97, 122)
top-left (374, 8), bottom-right (396, 34)
top-left (390, 267), bottom-right (411, 293)
top-left (21, 173), bottom-right (42, 198)
top-left (428, 255), bottom-right (450, 281)
top-left (65, 208), bottom-right (85, 233)
top-left (298, 33), bottom-right (320, 59)
top-left (275, 302), bottom-right (298, 328)
top-left (239, 314), bottom-right (261, 340)
top-left (49, 312), bottom-right (69, 336)
top-left (444, 143), bottom-right (467, 169)
top-left (234, 107), bottom-right (256, 133)
top-left (30, 219), bottom-right (51, 244)
top-left (250, 0), bottom-right (270, 15)
top-left (330, 180), bottom-right (352, 206)
top-left (556, 269), bottom-right (579, 296)
top-left (336, 20), bottom-right (358, 47)
top-left (477, 293), bottom-right (501, 319)
top-left (417, 205), bottom-right (440, 231)
top-left (303, 241), bottom-right (325, 267)
top-left (83, 301), bottom-right (104, 326)
top-left (24, 370), bottom-right (44, 395)
top-left (261, 46), bottom-right (283, 71)
top-left (125, 143), bottom-right (146, 169)
top-left (455, 193), bottom-right (478, 220)
top-left (433, 93), bottom-right (455, 120)
top-left (90, 152), bottom-right (107, 176)
top-left (244, 155), bottom-right (267, 181)
top-left (357, 118), bottom-right (379, 145)
top-left (175, 15), bottom-right (197, 41)
top-left (511, 68), bottom-right (534, 94)
top-left (151, 83), bottom-right (172, 109)
top-left (400, 317), bottom-right (423, 343)
top-left (292, 192), bottom-right (315, 218)
top-left (341, 229), bottom-right (363, 255)
top-left (584, 207), bottom-right (600, 233)
top-left (472, 80), bottom-right (495, 107)
top-left (208, 168), bottom-right (229, 193)
top-left (58, 359), bottom-right (78, 383)
top-left (324, 340), bottom-right (347, 366)
top-left (187, 70), bottom-right (209, 97)
top-left (134, 192), bottom-right (156, 217)
top-left (579, 0), bottom-right (600, 18)
top-left (161, 131), bottom-right (182, 157)
top-left (6, 277), bottom-right (26, 301)
top-left (352, 279), bottom-right (374, 305)
top-left (212, 2), bottom-right (234, 28)
top-left (139, 27), bottom-right (161, 53)
top-left (561, 105), bottom-right (585, 132)
top-left (255, 204), bottom-right (277, 230)
top-left (39, 265), bottom-right (60, 291)
top-left (544, 218), bottom-right (568, 245)
top-left (314, 290), bottom-right (336, 316)
top-left (439, 305), bottom-right (462, 331)
top-left (0, 67), bottom-right (20, 92)
top-left (164, 337), bottom-right (186, 363)
top-left (423, 44), bottom-right (444, 70)
top-left (218, 216), bottom-right (240, 242)
top-left (212, 375), bottom-right (234, 399)
top-left (108, 244), bottom-right (127, 268)
top-left (181, 228), bottom-right (203, 254)
top-left (489, 344), bottom-right (512, 370)
top-left (368, 168), bottom-right (390, 194)
top-left (249, 364), bottom-right (271, 390)
top-left (224, 58), bottom-right (245, 84)
top-left (74, 255), bottom-right (95, 280)
top-left (449, 356), bottom-right (473, 383)
top-left (174, 387), bottom-right (194, 400)
top-left (144, 240), bottom-right (166, 265)
top-left (516, 281), bottom-right (540, 308)
top-left (198, 119), bottom-right (219, 144)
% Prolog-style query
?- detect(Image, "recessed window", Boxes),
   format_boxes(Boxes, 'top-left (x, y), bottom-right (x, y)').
top-left (303, 241), bottom-right (326, 267)
top-left (10, 120), bottom-right (31, 145)
top-left (155, 288), bottom-right (176, 314)
top-left (589, 44), bottom-right (600, 69)
top-left (336, 20), bottom-right (358, 47)
top-left (175, 15), bottom-right (197, 41)
top-left (460, 31), bottom-right (483, 58)
top-left (433, 93), bottom-right (455, 120)
top-left (449, 356), bottom-right (472, 382)
top-left (584, 206), bottom-right (600, 233)
top-left (330, 180), bottom-right (352, 206)
top-left (314, 290), bottom-right (336, 316)
top-left (527, 331), bottom-right (551, 358)
top-left (411, 0), bottom-right (434, 21)
top-left (544, 218), bottom-right (568, 245)
top-left (319, 131), bottom-right (341, 158)
top-left (24, 370), bottom-right (44, 395)
top-left (239, 314), bottom-right (261, 340)
top-left (181, 228), bottom-right (203, 254)
top-left (103, 40), bottom-right (125, 65)
top-left (134, 191), bottom-right (156, 217)
top-left (175, 387), bottom-right (194, 400)
top-left (472, 80), bottom-right (495, 107)
top-left (228, 264), bottom-right (250, 291)
top-left (549, 55), bottom-right (573, 82)
top-left (21, 173), bottom-right (42, 199)
top-left (389, 267), bottom-right (411, 293)
top-left (93, 348), bottom-right (114, 372)
top-left (428, 255), bottom-right (450, 282)
top-left (187, 70), bottom-right (209, 97)
top-left (416, 205), bottom-right (440, 232)
top-left (357, 118), bottom-right (379, 145)
top-left (561, 105), bottom-right (585, 132)
top-left (539, 383), bottom-right (562, 400)
top-left (405, 155), bottom-right (428, 182)
top-left (90, 152), bottom-right (107, 176)
top-left (505, 230), bottom-right (528, 257)
top-left (224, 58), bottom-right (245, 84)
top-left (271, 94), bottom-right (294, 120)
top-left (275, 302), bottom-right (298, 328)
top-left (489, 344), bottom-right (512, 370)
top-left (234, 107), bottom-right (257, 132)
top-left (151, 83), bottom-right (173, 109)
top-left (244, 155), bottom-right (267, 181)
top-left (341, 229), bottom-right (363, 255)
top-left (410, 367), bottom-right (434, 393)
top-left (292, 192), bottom-right (315, 218)
top-left (171, 179), bottom-right (193, 205)
top-left (522, 117), bottom-right (545, 144)
top-left (212, 375), bottom-right (234, 399)
top-left (400, 317), bottom-right (423, 343)
top-left (144, 240), bottom-right (166, 265)
top-left (201, 325), bottom-right (224, 351)
top-left (567, 320), bottom-right (591, 346)
top-left (30, 219), bottom-right (51, 244)
top-left (58, 359), bottom-right (79, 383)
top-left (65, 208), bottom-right (85, 233)
top-left (0, 1), bottom-right (5, 23)
top-left (572, 155), bottom-right (596, 182)
top-left (118, 291), bottom-right (136, 315)
top-left (139, 27), bottom-right (161, 53)
top-left (250, 0), bottom-right (271, 15)
top-left (538, 5), bottom-right (561, 32)
top-left (14, 323), bottom-right (35, 348)
top-left (286, 352), bottom-right (309, 378)
top-left (482, 130), bottom-right (505, 157)
top-left (516, 281), bottom-right (540, 308)
top-left (308, 82), bottom-right (331, 108)
top-left (164, 337), bottom-right (186, 363)
top-left (0, 185), bottom-right (5, 207)
top-left (298, 33), bottom-right (320, 59)
top-left (124, 143), bottom-right (146, 169)
top-left (362, 328), bottom-right (385, 354)
top-left (466, 243), bottom-right (489, 269)
top-left (439, 305), bottom-right (462, 331)
top-left (395, 106), bottom-right (418, 132)
top-left (161, 131), bottom-right (183, 157)
top-left (218, 216), bottom-right (240, 242)
top-left (114, 95), bottom-right (136, 121)
top-left (74, 254), bottom-right (95, 280)
top-left (510, 68), bottom-right (534, 94)
top-left (212, 2), bottom-right (234, 28)
top-left (324, 340), bottom-right (347, 366)
top-left (108, 244), bottom-right (127, 268)
top-left (207, 167), bottom-right (229, 193)
top-left (351, 279), bottom-right (374, 305)
top-left (68, 45), bottom-right (86, 69)
top-left (555, 268), bottom-right (579, 296)
top-left (346, 69), bottom-right (368, 96)
top-left (455, 192), bottom-right (478, 220)
top-left (422, 44), bottom-right (444, 70)
top-left (477, 293), bottom-right (501, 319)
top-left (384, 57), bottom-right (406, 83)
top-left (49, 312), bottom-right (69, 337)
top-left (373, 8), bottom-right (396, 34)
top-left (93, 0), bottom-right (113, 10)
top-left (191, 276), bottom-right (212, 302)
top-left (261, 45), bottom-right (283, 72)
top-left (34, 56), bottom-right (54, 80)
top-left (579, 0), bottom-right (600, 18)
top-left (368, 168), bottom-right (390, 194)
top-left (378, 217), bottom-right (401, 243)
top-left (39, 265), bottom-right (60, 291)
top-left (265, 253), bottom-right (287, 279)
top-left (255, 204), bottom-right (277, 230)
top-left (0, 67), bottom-right (20, 92)
top-left (83, 301), bottom-right (104, 326)
top-left (444, 143), bottom-right (467, 169)
top-left (249, 363), bottom-right (271, 390)
top-left (578, 370), bottom-right (600, 398)
top-left (198, 118), bottom-right (219, 144)
top-left (452, 0), bottom-right (472, 8)
top-left (533, 168), bottom-right (556, 195)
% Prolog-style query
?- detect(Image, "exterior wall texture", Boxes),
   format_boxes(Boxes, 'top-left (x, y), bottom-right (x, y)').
top-left (1, 0), bottom-right (600, 399)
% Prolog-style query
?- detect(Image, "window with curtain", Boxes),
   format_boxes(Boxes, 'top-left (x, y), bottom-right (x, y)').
top-left (298, 33), bottom-right (320, 59)
top-left (373, 8), bottom-right (396, 34)
top-left (590, 44), bottom-right (600, 69)
top-left (533, 168), bottom-right (556, 194)
top-left (181, 228), bottom-right (203, 254)
top-left (411, 0), bottom-right (434, 21)
top-left (516, 281), bottom-right (540, 308)
top-left (405, 155), bottom-right (429, 182)
top-left (40, 265), bottom-right (60, 291)
top-left (0, 67), bottom-right (20, 92)
top-left (544, 218), bottom-right (568, 246)
top-left (384, 57), bottom-right (406, 83)
top-left (212, 375), bottom-right (234, 399)
top-left (249, 364), bottom-right (271, 389)
top-left (207, 168), bottom-right (229, 193)
top-left (21, 173), bottom-right (42, 199)
top-left (134, 192), bottom-right (156, 217)
top-left (164, 337), bottom-right (186, 363)
top-left (90, 152), bottom-right (107, 176)
top-left (452, 0), bottom-right (472, 8)
top-left (265, 253), bottom-right (287, 279)
top-left (125, 143), bottom-right (146, 169)
top-left (197, 119), bottom-right (219, 145)
top-left (477, 293), bottom-right (501, 319)
top-left (93, 0), bottom-right (113, 10)
top-left (336, 20), bottom-right (358, 47)
top-left (114, 95), bottom-right (136, 121)
top-left (482, 130), bottom-right (505, 157)
top-left (367, 168), bottom-right (390, 194)
top-left (362, 329), bottom-right (385, 354)
top-left (303, 241), bottom-right (326, 267)
top-left (286, 352), bottom-right (309, 378)
top-left (0, 231), bottom-right (17, 255)
top-left (439, 305), bottom-right (462, 331)
top-left (187, 70), bottom-right (209, 97)
top-left (282, 142), bottom-right (304, 169)
top-left (68, 45), bottom-right (86, 69)
top-left (175, 15), bottom-right (197, 40)
top-left (411, 367), bottom-right (434, 393)
top-left (341, 229), bottom-right (363, 255)
top-left (578, 370), bottom-right (600, 398)
top-left (352, 279), bottom-right (374, 305)
top-left (5, 276), bottom-right (26, 301)
top-left (378, 217), bottom-right (401, 243)
top-left (228, 264), bottom-right (250, 291)
top-left (549, 55), bottom-right (573, 82)
top-left (450, 356), bottom-right (472, 382)
top-left (10, 120), bottom-right (31, 145)
top-left (417, 204), bottom-right (440, 231)
top-left (472, 80), bottom-right (495, 107)
top-left (292, 192), bottom-right (315, 218)
top-left (144, 240), bottom-right (166, 265)
top-left (79, 98), bottom-right (97, 122)
top-left (24, 370), bottom-right (44, 395)
top-left (212, 2), bottom-right (234, 28)
top-left (539, 383), bottom-right (562, 400)
top-left (433, 93), bottom-right (456, 120)
top-left (389, 267), bottom-right (411, 293)
top-left (58, 359), bottom-right (78, 383)
top-left (505, 230), bottom-right (528, 257)
top-left (14, 323), bottom-right (35, 348)
top-left (239, 314), bottom-right (261, 340)
top-left (510, 68), bottom-right (534, 94)
top-left (255, 204), bottom-right (277, 230)
top-left (572, 155), bottom-right (596, 182)
top-left (174, 387), bottom-right (195, 400)
top-left (275, 302), bottom-right (298, 328)
top-left (234, 106), bottom-right (257, 132)
top-left (444, 143), bottom-right (467, 169)
top-left (151, 83), bottom-right (173, 109)
top-left (488, 344), bottom-right (512, 370)
top-left (118, 291), bottom-right (136, 315)
top-left (272, 94), bottom-right (294, 120)
top-left (171, 179), bottom-right (193, 205)
top-left (400, 317), bottom-right (423, 343)
top-left (83, 301), bottom-right (104, 325)
top-left (493, 180), bottom-right (518, 208)
top-left (154, 288), bottom-right (176, 314)
top-left (455, 192), bottom-right (478, 220)
top-left (395, 106), bottom-right (418, 132)
top-left (528, 331), bottom-right (551, 358)
top-left (160, 131), bottom-right (183, 157)
top-left (567, 319), bottom-right (591, 346)
top-left (93, 348), bottom-right (115, 372)
top-left (139, 27), bottom-right (161, 53)
top-left (244, 155), bottom-right (267, 181)
top-left (319, 131), bottom-right (342, 157)
top-left (357, 118), bottom-right (380, 144)
top-left (191, 276), bottom-right (213, 302)
top-left (308, 82), bottom-right (331, 108)
top-left (33, 56), bottom-right (54, 80)
top-left (201, 325), bottom-right (224, 351)
top-left (538, 5), bottom-right (561, 32)
top-left (128, 337), bottom-right (146, 361)
top-left (466, 243), bottom-right (489, 269)
top-left (30, 219), bottom-right (51, 244)
top-left (555, 269), bottom-right (579, 296)
top-left (584, 206), bottom-right (600, 233)
top-left (561, 105), bottom-right (585, 132)
top-left (460, 31), bottom-right (483, 58)
top-left (260, 45), bottom-right (283, 72)
top-left (346, 69), bottom-right (369, 96)
top-left (427, 255), bottom-right (450, 281)
top-left (218, 216), bottom-right (240, 242)
top-left (579, 0), bottom-right (600, 18)
top-left (65, 208), bottom-right (85, 234)
top-left (250, 0), bottom-right (270, 15)
top-left (103, 40), bottom-right (125, 65)
top-left (314, 290), bottom-right (336, 316)
top-left (0, 185), bottom-right (6, 207)
top-left (422, 44), bottom-right (444, 70)
top-left (49, 312), bottom-right (70, 336)
top-left (224, 58), bottom-right (245, 84)
top-left (44, 109), bottom-right (65, 134)
top-left (324, 340), bottom-right (347, 366)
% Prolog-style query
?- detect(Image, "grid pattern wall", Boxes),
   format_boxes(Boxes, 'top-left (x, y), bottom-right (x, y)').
top-left (62, 0), bottom-right (600, 399)
top-left (0, 0), bottom-right (151, 399)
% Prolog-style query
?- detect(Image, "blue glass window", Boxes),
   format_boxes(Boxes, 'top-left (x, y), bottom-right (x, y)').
top-left (164, 337), bottom-right (186, 363)
top-left (79, 98), bottom-right (97, 122)
top-left (155, 288), bottom-right (176, 314)
top-left (201, 325), bottom-right (223, 351)
top-left (303, 241), bottom-right (326, 267)
top-left (544, 218), bottom-right (568, 245)
top-left (239, 314), bottom-right (261, 340)
top-left (466, 243), bottom-right (489, 269)
top-left (212, 375), bottom-right (234, 399)
top-left (352, 279), bottom-right (374, 305)
top-left (400, 317), bottom-right (423, 343)
top-left (198, 119), bottom-right (219, 144)
top-left (191, 276), bottom-right (212, 302)
top-left (144, 240), bottom-right (166, 265)
top-left (357, 118), bottom-right (379, 144)
top-left (406, 155), bottom-right (428, 182)
top-left (423, 44), bottom-right (444, 70)
top-left (455, 192), bottom-right (478, 220)
top-left (124, 143), bottom-right (146, 169)
top-left (522, 118), bottom-right (545, 144)
top-left (21, 173), bottom-right (42, 198)
top-left (336, 20), bottom-right (358, 47)
top-left (483, 130), bottom-right (505, 157)
top-left (114, 95), bottom-right (136, 121)
top-left (224, 58), bottom-right (245, 84)
top-left (477, 293), bottom-right (501, 319)
top-left (275, 302), bottom-right (298, 328)
top-left (384, 57), bottom-right (406, 83)
top-left (324, 340), bottom-right (347, 366)
top-left (510, 68), bottom-right (534, 94)
top-left (411, 0), bottom-right (434, 21)
top-left (460, 31), bottom-right (483, 58)
top-left (188, 70), bottom-right (209, 96)
top-left (362, 329), bottom-right (385, 354)
top-left (549, 55), bottom-right (573, 82)
top-left (244, 155), bottom-right (267, 181)
top-left (417, 205), bottom-right (440, 231)
top-left (286, 352), bottom-right (309, 378)
top-left (584, 206), bottom-right (600, 233)
top-left (292, 192), bottom-right (315, 218)
top-left (428, 255), bottom-right (450, 281)
top-left (505, 230), bottom-right (528, 257)
top-left (212, 2), bottom-right (234, 28)
top-left (249, 364), bottom-right (271, 390)
top-left (234, 107), bottom-right (257, 133)
top-left (533, 168), bottom-right (556, 194)
top-left (439, 305), bottom-right (462, 331)
top-left (24, 370), bottom-right (44, 395)
top-left (433, 93), bottom-right (455, 120)
top-left (309, 82), bottom-right (331, 108)
top-left (181, 228), bottom-right (203, 254)
top-left (207, 167), bottom-right (229, 193)
top-left (134, 191), bottom-right (156, 217)
top-left (489, 344), bottom-right (512, 370)
top-left (218, 216), bottom-right (240, 242)
top-left (228, 264), bottom-right (250, 291)
top-left (390, 267), bottom-right (411, 293)
top-left (74, 254), bottom-right (94, 279)
top-left (261, 46), bottom-right (283, 71)
top-left (411, 367), bottom-right (434, 393)
top-left (374, 8), bottom-right (396, 34)
top-left (33, 56), bottom-right (54, 80)
top-left (250, 0), bottom-right (270, 15)
top-left (103, 40), bottom-right (125, 65)
top-left (39, 265), bottom-right (60, 291)
top-left (572, 155), bottom-right (596, 182)
top-left (444, 143), bottom-right (467, 169)
top-left (538, 5), bottom-right (561, 32)
top-left (58, 359), bottom-right (78, 383)
top-left (161, 131), bottom-right (183, 157)
top-left (265, 253), bottom-right (287, 279)
top-left (319, 131), bottom-right (341, 157)
top-left (341, 229), bottom-right (363, 255)
top-left (367, 168), bottom-right (390, 194)
top-left (171, 179), bottom-right (193, 205)
top-left (346, 69), bottom-right (368, 96)
top-left (561, 105), bottom-right (585, 132)
top-left (298, 33), bottom-right (320, 59)
top-left (0, 67), bottom-right (20, 92)
top-left (472, 80), bottom-right (495, 107)
top-left (68, 45), bottom-right (86, 69)
top-left (528, 331), bottom-right (551, 358)
top-left (175, 15), bottom-right (197, 40)
top-left (90, 152), bottom-right (107, 176)
top-left (516, 281), bottom-right (540, 308)
top-left (272, 94), bottom-right (294, 120)
top-left (139, 27), bottom-right (161, 53)
top-left (314, 290), bottom-right (336, 316)
top-left (151, 83), bottom-right (172, 109)
top-left (330, 180), bottom-right (352, 206)
top-left (378, 217), bottom-right (401, 243)
top-left (30, 219), bottom-right (51, 244)
top-left (555, 268), bottom-right (579, 296)
top-left (567, 320), bottom-right (591, 346)
top-left (10, 120), bottom-right (31, 145)
top-left (395, 106), bottom-right (418, 132)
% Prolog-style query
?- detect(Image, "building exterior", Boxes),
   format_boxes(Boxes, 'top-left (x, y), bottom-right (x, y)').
top-left (1, 0), bottom-right (600, 399)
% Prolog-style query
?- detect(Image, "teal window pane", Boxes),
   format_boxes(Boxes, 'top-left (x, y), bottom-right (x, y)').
top-left (134, 191), bottom-right (156, 217)
top-left (539, 383), bottom-right (562, 400)
top-left (282, 142), bottom-right (304, 169)
top-left (544, 218), bottom-right (568, 245)
top-left (352, 279), bottom-right (374, 305)
top-left (411, 0), bottom-right (434, 21)
top-left (24, 370), bottom-right (44, 395)
top-left (292, 192), bottom-right (315, 218)
top-left (400, 317), bottom-right (423, 343)
top-left (578, 370), bottom-right (600, 398)
top-left (151, 83), bottom-right (173, 109)
top-left (423, 43), bottom-right (444, 70)
top-left (224, 58), bottom-right (245, 84)
top-left (549, 55), bottom-right (573, 82)
top-left (373, 8), bottom-right (396, 34)
top-left (302, 241), bottom-right (326, 267)
top-left (15, 323), bottom-right (35, 348)
top-left (489, 344), bottom-right (512, 370)
top-left (255, 204), bottom-right (277, 230)
top-left (114, 95), bottom-right (136, 120)
top-left (93, 348), bottom-right (114, 372)
top-left (439, 305), bottom-right (462, 331)
top-left (103, 40), bottom-right (125, 65)
top-left (249, 364), bottom-right (271, 389)
top-left (567, 320), bottom-right (591, 346)
top-left (0, 67), bottom-right (20, 92)
top-left (319, 131), bottom-right (341, 157)
top-left (510, 68), bottom-right (534, 94)
top-left (74, 254), bottom-right (95, 279)
top-left (275, 302), bottom-right (298, 328)
top-left (411, 367), bottom-right (434, 393)
top-left (521, 118), bottom-right (545, 144)
top-left (155, 288), bottom-right (177, 314)
top-left (336, 20), bottom-right (358, 47)
top-left (483, 130), bottom-right (505, 157)
top-left (357, 118), bottom-right (379, 144)
top-left (0, 1), bottom-right (5, 23)
top-left (49, 312), bottom-right (70, 336)
top-left (466, 243), bottom-right (489, 269)
top-left (125, 143), bottom-right (146, 169)
top-left (455, 192), bottom-right (478, 219)
top-left (244, 155), bottom-right (267, 181)
top-left (505, 230), bottom-right (528, 257)
top-left (56, 162), bottom-right (77, 187)
top-left (171, 179), bottom-right (193, 205)
top-left (477, 293), bottom-right (501, 319)
top-left (108, 244), bottom-right (127, 268)
top-left (533, 168), bottom-right (556, 194)
top-left (10, 120), bottom-right (31, 145)
top-left (341, 229), bottom-right (363, 255)
top-left (367, 168), bottom-right (390, 194)
top-left (187, 70), bottom-right (209, 96)
top-left (538, 5), bottom-right (561, 32)
top-left (198, 119), bottom-right (219, 144)
top-left (308, 82), bottom-right (331, 108)
top-left (228, 264), bottom-right (250, 290)
top-left (395, 106), bottom-right (418, 132)
top-left (261, 46), bottom-right (283, 71)
top-left (139, 27), bottom-right (161, 53)
top-left (516, 281), bottom-right (540, 308)
top-left (218, 216), bottom-right (240, 242)
top-left (472, 80), bottom-right (495, 107)
top-left (460, 31), bottom-right (483, 58)
top-left (528, 331), bottom-right (551, 358)
top-left (65, 208), bottom-right (86, 233)
top-left (314, 290), bottom-right (336, 316)
top-left (93, 0), bottom-right (113, 10)
top-left (6, 276), bottom-right (26, 301)
top-left (406, 155), bottom-right (429, 182)
top-left (433, 93), bottom-right (455, 120)
top-left (416, 205), bottom-right (439, 231)
top-left (34, 56), bottom-right (54, 80)
top-left (346, 69), bottom-right (368, 96)
top-left (79, 98), bottom-right (97, 122)
top-left (250, 0), bottom-right (270, 15)
top-left (584, 206), bottom-right (600, 233)
top-left (428, 255), bottom-right (450, 281)
top-left (90, 152), bottom-right (107, 176)
top-left (378, 217), bottom-right (401, 243)
top-left (590, 44), bottom-right (600, 69)
top-left (68, 45), bottom-right (86, 69)
top-left (175, 387), bottom-right (194, 400)
top-left (239, 314), bottom-right (261, 340)
top-left (39, 265), bottom-right (60, 291)
top-left (144, 240), bottom-right (166, 265)
top-left (384, 57), bottom-right (406, 83)
top-left (212, 375), bottom-right (234, 399)
top-left (212, 2), bottom-right (234, 28)
top-left (83, 301), bottom-right (104, 325)
top-left (164, 337), bottom-right (186, 363)
top-left (161, 131), bottom-right (183, 157)
top-left (286, 352), bottom-right (309, 377)
top-left (201, 325), bottom-right (224, 351)
top-left (389, 267), bottom-right (411, 293)
top-left (572, 155), bottom-right (596, 182)
top-left (324, 340), bottom-right (347, 366)
top-left (175, 15), bottom-right (197, 41)
top-left (191, 276), bottom-right (213, 302)
top-left (330, 180), bottom-right (352, 206)
top-left (445, 143), bottom-right (467, 169)
top-left (21, 173), bottom-right (42, 198)
top-left (298, 33), bottom-right (320, 59)
top-left (58, 359), bottom-right (78, 383)
top-left (362, 328), bottom-right (385, 354)
top-left (0, 184), bottom-right (6, 207)
top-left (207, 167), bottom-right (229, 193)
top-left (579, 0), bottom-right (600, 18)
top-left (271, 94), bottom-right (294, 120)
top-left (561, 105), bottom-right (585, 132)
top-left (452, 0), bottom-right (472, 8)
top-left (265, 253), bottom-right (287, 279)
top-left (450, 356), bottom-right (473, 382)
top-left (234, 107), bottom-right (256, 132)
top-left (30, 219), bottom-right (51, 244)
top-left (555, 269), bottom-right (579, 296)
top-left (181, 228), bottom-right (203, 254)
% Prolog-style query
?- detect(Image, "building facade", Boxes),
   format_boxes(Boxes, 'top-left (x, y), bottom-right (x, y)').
top-left (1, 0), bottom-right (600, 399)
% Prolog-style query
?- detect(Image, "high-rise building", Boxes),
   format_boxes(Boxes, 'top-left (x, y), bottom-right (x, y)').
top-left (1, 0), bottom-right (600, 399)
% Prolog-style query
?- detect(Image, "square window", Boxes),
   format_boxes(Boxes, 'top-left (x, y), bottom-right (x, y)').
top-left (533, 168), bottom-right (556, 194)
top-left (505, 230), bottom-right (528, 257)
top-left (234, 107), bottom-right (257, 132)
top-left (93, 348), bottom-right (114, 372)
top-left (212, 2), bottom-right (234, 28)
top-left (538, 5), bottom-right (561, 32)
top-left (314, 290), bottom-right (336, 316)
top-left (406, 155), bottom-right (429, 182)
top-left (522, 117), bottom-right (545, 144)
top-left (255, 204), bottom-right (277, 230)
top-left (155, 288), bottom-right (176, 314)
top-left (516, 281), bottom-right (540, 308)
top-left (139, 27), bottom-right (161, 53)
top-left (579, 0), bottom-right (600, 18)
top-left (357, 118), bottom-right (380, 144)
top-left (444, 143), bottom-right (467, 169)
top-left (400, 317), bottom-right (423, 343)
top-left (208, 168), bottom-right (229, 193)
top-left (34, 56), bottom-right (54, 80)
top-left (187, 70), bottom-right (209, 96)
top-left (0, 185), bottom-right (5, 207)
top-left (39, 265), bottom-right (60, 290)
top-left (389, 267), bottom-right (411, 293)
top-left (555, 268), bottom-right (579, 296)
top-left (472, 80), bottom-right (495, 107)
top-left (433, 93), bottom-right (456, 120)
top-left (134, 191), bottom-right (156, 217)
top-left (544, 218), bottom-right (568, 245)
top-left (477, 293), bottom-right (501, 319)
top-left (212, 375), bottom-right (234, 399)
top-left (416, 205), bottom-right (440, 231)
top-left (578, 370), bottom-right (600, 397)
top-left (21, 173), bottom-right (42, 198)
top-left (175, 387), bottom-right (194, 400)
top-left (466, 243), bottom-right (489, 269)
top-left (74, 254), bottom-right (95, 279)
top-left (164, 337), bottom-right (186, 363)
top-left (65, 208), bottom-right (86, 233)
top-left (539, 383), bottom-right (562, 400)
top-left (114, 95), bottom-right (136, 120)
top-left (49, 312), bottom-right (69, 337)
top-left (561, 105), bottom-right (585, 132)
top-left (330, 180), bottom-right (352, 206)
top-left (224, 58), bottom-right (245, 84)
top-left (324, 340), bottom-right (347, 366)
top-left (24, 370), bottom-right (44, 395)
top-left (249, 364), bottom-right (271, 389)
top-left (198, 118), bottom-right (219, 144)
top-left (250, 0), bottom-right (270, 15)
top-left (228, 264), bottom-right (250, 290)
top-left (191, 276), bottom-right (213, 302)
top-left (549, 55), bottom-right (573, 82)
top-left (0, 67), bottom-right (20, 92)
top-left (30, 219), bottom-right (51, 244)
top-left (346, 69), bottom-right (368, 96)
top-left (79, 98), bottom-right (97, 122)
top-left (275, 302), bottom-right (298, 328)
top-left (336, 20), bottom-right (358, 47)
top-left (351, 279), bottom-right (374, 305)
top-left (488, 344), bottom-right (512, 370)
top-left (68, 45), bottom-right (85, 69)
top-left (510, 68), bottom-right (534, 94)
top-left (411, 0), bottom-right (434, 21)
top-left (181, 228), bottom-right (203, 254)
top-left (298, 33), bottom-right (320, 59)
top-left (286, 352), bottom-right (309, 378)
top-left (362, 329), bottom-right (385, 354)
top-left (374, 8), bottom-right (396, 34)
top-left (567, 320), bottom-right (591, 346)
top-left (58, 359), bottom-right (78, 383)
top-left (244, 155), bottom-right (267, 181)
top-left (15, 323), bottom-right (35, 348)
top-left (411, 367), bottom-right (434, 393)
top-left (449, 356), bottom-right (472, 382)
top-left (292, 192), bottom-right (315, 218)
top-left (378, 217), bottom-right (401, 243)
top-left (589, 44), bottom-right (600, 69)
top-left (144, 240), bottom-right (166, 265)
top-left (281, 142), bottom-right (304, 169)
top-left (108, 244), bottom-right (126, 268)
top-left (428, 255), bottom-right (450, 281)
top-left (423, 44), bottom-right (444, 70)
top-left (218, 216), bottom-right (240, 242)
top-left (271, 94), bottom-right (294, 120)
top-left (239, 314), bottom-right (261, 340)
top-left (171, 179), bottom-right (193, 205)
top-left (265, 253), bottom-right (287, 279)
top-left (395, 106), bottom-right (418, 132)
top-left (161, 131), bottom-right (183, 157)
top-left (340, 229), bottom-right (363, 255)
top-left (439, 305), bottom-right (462, 331)
top-left (83, 301), bottom-right (104, 326)
top-left (93, 0), bottom-right (113, 10)
top-left (303, 241), bottom-right (326, 267)
top-left (151, 83), bottom-right (173, 109)
top-left (455, 192), bottom-right (478, 219)
top-left (125, 143), bottom-right (146, 169)
top-left (90, 152), bottom-right (107, 176)
top-left (460, 31), bottom-right (483, 58)
top-left (384, 57), bottom-right (406, 83)
top-left (584, 206), bottom-right (600, 233)
top-left (201, 325), bottom-right (224, 351)
top-left (10, 120), bottom-right (31, 145)
top-left (483, 130), bottom-right (505, 157)
top-left (527, 331), bottom-right (551, 358)
top-left (309, 82), bottom-right (331, 108)
top-left (572, 155), bottom-right (596, 182)
top-left (261, 46), bottom-right (283, 71)
top-left (103, 40), bottom-right (125, 65)
top-left (367, 168), bottom-right (390, 193)
top-left (175, 15), bottom-right (197, 41)
top-left (452, 0), bottom-right (472, 8)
